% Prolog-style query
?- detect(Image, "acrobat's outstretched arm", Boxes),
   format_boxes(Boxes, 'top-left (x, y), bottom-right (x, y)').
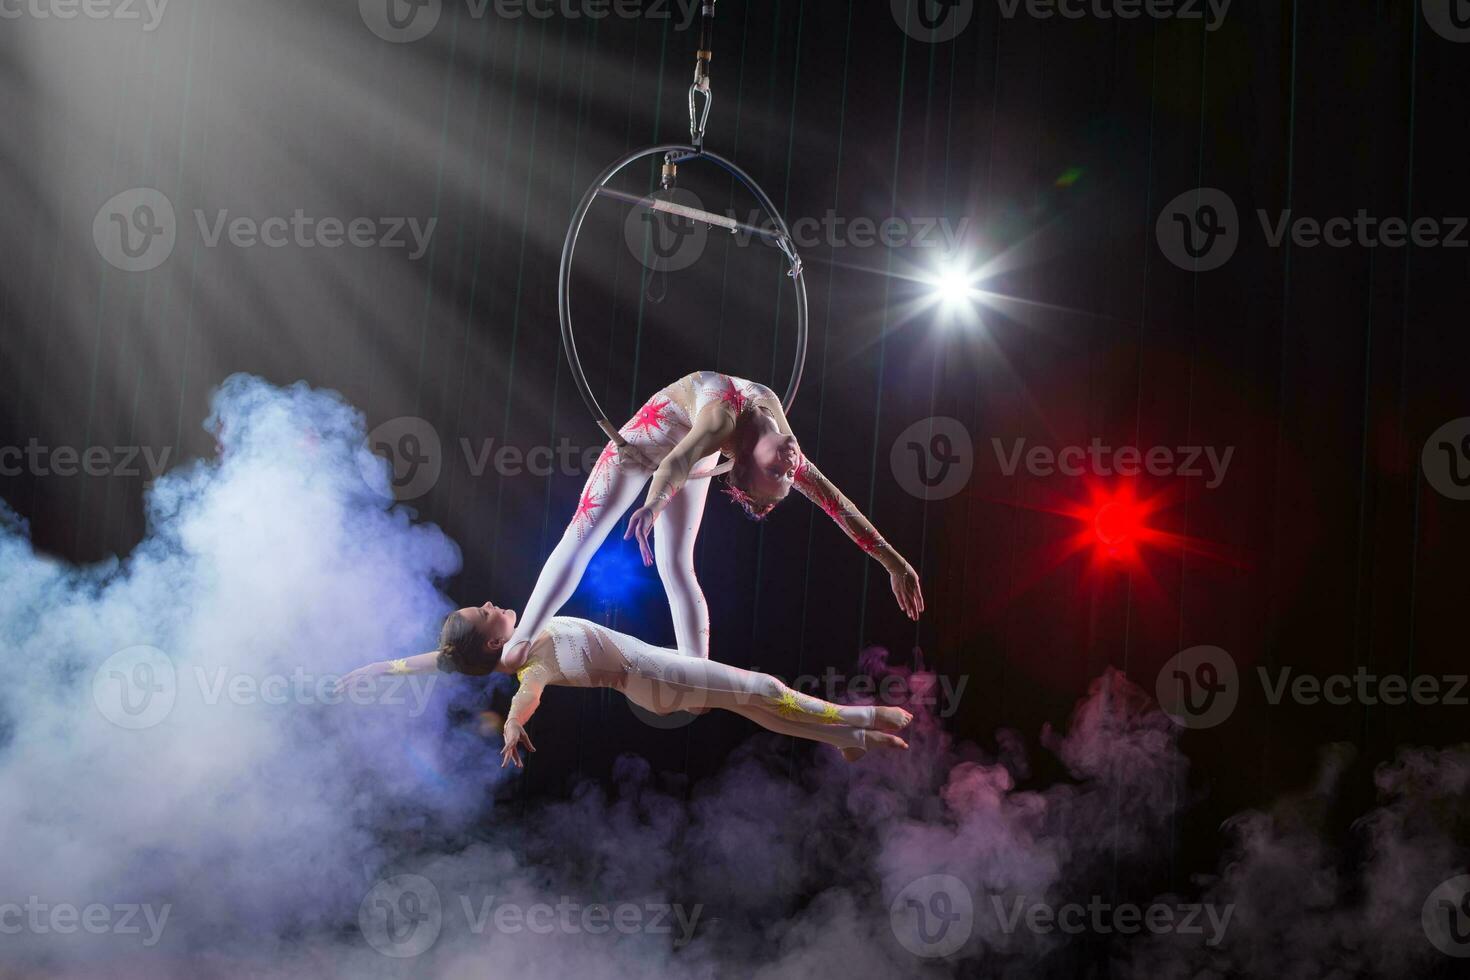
top-left (793, 458), bottom-right (925, 621)
top-left (333, 651), bottom-right (439, 694)
top-left (502, 662), bottom-right (548, 768)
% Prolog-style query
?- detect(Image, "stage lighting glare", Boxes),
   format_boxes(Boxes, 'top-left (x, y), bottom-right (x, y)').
top-left (934, 265), bottom-right (976, 308)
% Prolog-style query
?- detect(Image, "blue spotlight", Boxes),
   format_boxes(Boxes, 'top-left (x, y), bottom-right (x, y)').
top-left (584, 544), bottom-right (646, 607)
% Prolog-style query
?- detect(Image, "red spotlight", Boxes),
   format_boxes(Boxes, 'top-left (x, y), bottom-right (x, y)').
top-left (1091, 498), bottom-right (1144, 554)
top-left (1067, 483), bottom-right (1157, 568)
top-left (987, 477), bottom-right (1246, 609)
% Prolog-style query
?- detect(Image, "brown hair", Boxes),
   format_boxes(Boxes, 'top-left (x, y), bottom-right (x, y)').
top-left (723, 462), bottom-right (788, 521)
top-left (720, 401), bottom-right (796, 520)
top-left (434, 610), bottom-right (501, 676)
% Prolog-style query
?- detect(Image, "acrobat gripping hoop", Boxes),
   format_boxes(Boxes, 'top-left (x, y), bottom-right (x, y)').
top-left (557, 0), bottom-right (808, 449)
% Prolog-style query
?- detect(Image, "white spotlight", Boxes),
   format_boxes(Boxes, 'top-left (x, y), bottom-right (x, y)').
top-left (926, 260), bottom-right (980, 319)
top-left (936, 266), bottom-right (975, 307)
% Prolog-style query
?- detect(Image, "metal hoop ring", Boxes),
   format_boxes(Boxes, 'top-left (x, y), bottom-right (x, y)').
top-left (558, 144), bottom-right (809, 438)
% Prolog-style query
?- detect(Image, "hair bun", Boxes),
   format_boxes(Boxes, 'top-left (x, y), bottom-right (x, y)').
top-left (436, 649), bottom-right (456, 673)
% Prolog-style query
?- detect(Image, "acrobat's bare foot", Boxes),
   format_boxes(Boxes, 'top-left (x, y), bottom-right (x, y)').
top-left (841, 731), bottom-right (909, 762)
top-left (873, 706), bottom-right (913, 732)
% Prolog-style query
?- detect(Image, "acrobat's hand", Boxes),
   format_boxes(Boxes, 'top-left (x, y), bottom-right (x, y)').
top-left (500, 720), bottom-right (536, 769)
top-left (616, 441), bottom-right (657, 472)
top-left (889, 560), bottom-right (925, 621)
top-left (624, 505), bottom-right (660, 567)
top-left (333, 662), bottom-right (382, 697)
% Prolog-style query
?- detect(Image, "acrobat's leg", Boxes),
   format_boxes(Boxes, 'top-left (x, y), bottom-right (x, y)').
top-left (618, 660), bottom-right (869, 749)
top-left (504, 444), bottom-right (654, 652)
top-left (652, 452), bottom-right (719, 658)
top-left (720, 702), bottom-right (871, 751)
top-left (617, 642), bottom-right (895, 732)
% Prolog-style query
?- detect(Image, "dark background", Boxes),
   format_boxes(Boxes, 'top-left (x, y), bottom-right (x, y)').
top-left (1, 0), bottom-right (1467, 895)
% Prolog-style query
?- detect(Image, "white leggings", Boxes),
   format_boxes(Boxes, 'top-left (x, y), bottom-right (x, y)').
top-left (577, 624), bottom-right (878, 751)
top-left (507, 450), bottom-right (719, 659)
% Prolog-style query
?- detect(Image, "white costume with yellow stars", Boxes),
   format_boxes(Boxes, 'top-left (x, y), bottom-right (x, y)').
top-left (509, 618), bottom-right (877, 751)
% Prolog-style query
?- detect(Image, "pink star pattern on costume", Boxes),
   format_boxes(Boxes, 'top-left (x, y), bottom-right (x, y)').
top-left (717, 377), bottom-right (747, 414)
top-left (626, 397), bottom-right (672, 436)
top-left (591, 441), bottom-right (619, 479)
top-left (722, 483), bottom-right (756, 509)
top-left (795, 460), bottom-right (841, 519)
top-left (571, 486), bottom-right (603, 538)
top-left (795, 459), bottom-right (885, 554)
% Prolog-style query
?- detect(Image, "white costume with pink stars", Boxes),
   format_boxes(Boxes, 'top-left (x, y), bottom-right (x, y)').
top-left (504, 371), bottom-right (893, 662)
top-left (506, 372), bottom-right (767, 660)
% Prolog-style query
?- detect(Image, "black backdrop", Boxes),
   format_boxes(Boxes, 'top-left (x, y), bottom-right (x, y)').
top-left (1, 0), bottom-right (1466, 890)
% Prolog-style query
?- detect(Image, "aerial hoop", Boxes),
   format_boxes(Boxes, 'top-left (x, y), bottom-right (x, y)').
top-left (557, 0), bottom-right (805, 452)
top-left (557, 143), bottom-right (809, 449)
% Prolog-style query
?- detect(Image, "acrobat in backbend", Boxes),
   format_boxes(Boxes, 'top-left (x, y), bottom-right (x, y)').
top-left (504, 370), bottom-right (925, 662)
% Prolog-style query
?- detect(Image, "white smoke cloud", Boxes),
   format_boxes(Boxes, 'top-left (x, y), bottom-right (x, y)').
top-left (0, 376), bottom-right (1462, 979)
